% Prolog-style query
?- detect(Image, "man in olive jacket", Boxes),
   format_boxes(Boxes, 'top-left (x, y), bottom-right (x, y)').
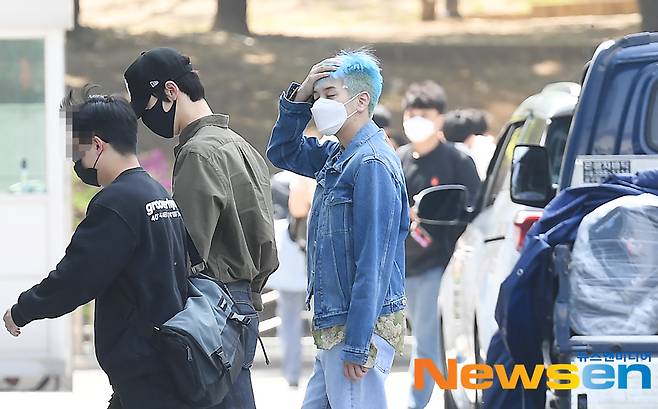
top-left (124, 47), bottom-right (278, 409)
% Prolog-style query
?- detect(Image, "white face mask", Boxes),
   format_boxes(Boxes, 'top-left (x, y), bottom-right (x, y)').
top-left (311, 94), bottom-right (360, 136)
top-left (403, 116), bottom-right (437, 144)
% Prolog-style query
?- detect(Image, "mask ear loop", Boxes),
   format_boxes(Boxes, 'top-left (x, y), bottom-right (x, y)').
top-left (344, 91), bottom-right (370, 119)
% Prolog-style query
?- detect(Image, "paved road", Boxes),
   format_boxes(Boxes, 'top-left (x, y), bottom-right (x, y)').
top-left (0, 339), bottom-right (444, 408)
top-left (0, 369), bottom-right (444, 408)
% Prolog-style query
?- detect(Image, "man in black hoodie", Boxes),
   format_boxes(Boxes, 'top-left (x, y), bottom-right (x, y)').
top-left (2, 88), bottom-right (191, 409)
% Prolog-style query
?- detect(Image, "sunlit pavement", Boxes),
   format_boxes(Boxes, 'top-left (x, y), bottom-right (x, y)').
top-left (0, 339), bottom-right (444, 409)
top-left (0, 368), bottom-right (444, 409)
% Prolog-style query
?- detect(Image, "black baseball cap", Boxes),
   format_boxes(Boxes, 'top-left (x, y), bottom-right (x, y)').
top-left (124, 47), bottom-right (193, 119)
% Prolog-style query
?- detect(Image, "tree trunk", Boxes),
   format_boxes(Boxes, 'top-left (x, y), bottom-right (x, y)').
top-left (638, 0), bottom-right (658, 32)
top-left (213, 0), bottom-right (250, 34)
top-left (421, 0), bottom-right (436, 21)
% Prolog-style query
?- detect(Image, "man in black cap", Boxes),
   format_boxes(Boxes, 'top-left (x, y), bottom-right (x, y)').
top-left (124, 48), bottom-right (278, 408)
top-left (3, 88), bottom-right (192, 408)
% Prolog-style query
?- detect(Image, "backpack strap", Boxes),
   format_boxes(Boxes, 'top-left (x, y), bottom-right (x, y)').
top-left (185, 229), bottom-right (207, 275)
top-left (183, 226), bottom-right (274, 373)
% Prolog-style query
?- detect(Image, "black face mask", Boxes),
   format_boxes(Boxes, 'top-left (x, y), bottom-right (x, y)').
top-left (142, 99), bottom-right (177, 139)
top-left (73, 151), bottom-right (102, 187)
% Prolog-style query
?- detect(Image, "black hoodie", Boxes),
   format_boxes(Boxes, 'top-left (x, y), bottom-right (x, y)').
top-left (11, 168), bottom-right (189, 382)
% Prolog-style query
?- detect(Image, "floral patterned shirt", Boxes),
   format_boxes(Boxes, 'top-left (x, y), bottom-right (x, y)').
top-left (312, 310), bottom-right (406, 368)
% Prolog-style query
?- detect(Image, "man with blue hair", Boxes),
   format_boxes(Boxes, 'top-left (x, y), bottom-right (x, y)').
top-left (268, 50), bottom-right (409, 408)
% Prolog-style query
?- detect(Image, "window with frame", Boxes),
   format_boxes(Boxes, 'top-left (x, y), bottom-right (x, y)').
top-left (544, 115), bottom-right (573, 185)
top-left (647, 82), bottom-right (658, 152)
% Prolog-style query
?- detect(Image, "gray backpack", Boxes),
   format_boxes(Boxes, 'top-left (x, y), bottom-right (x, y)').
top-left (150, 234), bottom-right (262, 407)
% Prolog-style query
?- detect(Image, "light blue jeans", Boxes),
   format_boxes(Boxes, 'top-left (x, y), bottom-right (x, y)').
top-left (301, 334), bottom-right (395, 409)
top-left (406, 266), bottom-right (444, 409)
top-left (277, 290), bottom-right (305, 385)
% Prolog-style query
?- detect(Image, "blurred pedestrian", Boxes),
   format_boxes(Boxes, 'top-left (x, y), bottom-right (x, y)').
top-left (444, 108), bottom-right (496, 180)
top-left (468, 109), bottom-right (497, 176)
top-left (267, 49), bottom-right (409, 409)
top-left (3, 89), bottom-right (193, 409)
top-left (124, 48), bottom-right (279, 409)
top-left (374, 104), bottom-right (409, 150)
top-left (266, 171), bottom-right (312, 388)
top-left (398, 81), bottom-right (481, 409)
top-left (446, 0), bottom-right (461, 18)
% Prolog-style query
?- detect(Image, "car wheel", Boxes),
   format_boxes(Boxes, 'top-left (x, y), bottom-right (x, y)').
top-left (440, 316), bottom-right (460, 409)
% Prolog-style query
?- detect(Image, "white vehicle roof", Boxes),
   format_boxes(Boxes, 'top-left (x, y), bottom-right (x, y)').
top-left (509, 82), bottom-right (581, 122)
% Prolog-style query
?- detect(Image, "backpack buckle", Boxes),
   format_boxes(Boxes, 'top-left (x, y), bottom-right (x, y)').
top-left (191, 261), bottom-right (207, 274)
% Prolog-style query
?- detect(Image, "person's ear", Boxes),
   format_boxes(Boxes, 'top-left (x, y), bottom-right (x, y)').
top-left (164, 80), bottom-right (180, 102)
top-left (357, 92), bottom-right (371, 114)
top-left (92, 135), bottom-right (104, 152)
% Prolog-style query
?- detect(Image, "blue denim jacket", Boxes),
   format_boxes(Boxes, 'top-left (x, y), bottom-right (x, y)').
top-left (267, 90), bottom-right (409, 365)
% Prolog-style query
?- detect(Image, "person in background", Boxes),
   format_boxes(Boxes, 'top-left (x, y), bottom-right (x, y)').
top-left (398, 80), bottom-right (481, 409)
top-left (443, 108), bottom-right (496, 180)
top-left (373, 104), bottom-right (409, 150)
top-left (3, 89), bottom-right (192, 409)
top-left (446, 0), bottom-right (461, 18)
top-left (124, 47), bottom-right (278, 409)
top-left (469, 108), bottom-right (497, 176)
top-left (267, 49), bottom-right (409, 409)
top-left (266, 171), bottom-right (311, 389)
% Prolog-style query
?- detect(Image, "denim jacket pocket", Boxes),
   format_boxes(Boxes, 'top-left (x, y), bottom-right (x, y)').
top-left (322, 195), bottom-right (354, 309)
top-left (327, 194), bottom-right (353, 235)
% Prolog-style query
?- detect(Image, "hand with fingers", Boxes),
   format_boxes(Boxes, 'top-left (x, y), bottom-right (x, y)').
top-left (294, 58), bottom-right (342, 103)
top-left (3, 309), bottom-right (21, 337)
top-left (343, 361), bottom-right (369, 382)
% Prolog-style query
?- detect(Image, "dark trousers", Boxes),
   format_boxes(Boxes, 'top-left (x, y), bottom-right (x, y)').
top-left (108, 371), bottom-right (193, 409)
top-left (212, 281), bottom-right (260, 409)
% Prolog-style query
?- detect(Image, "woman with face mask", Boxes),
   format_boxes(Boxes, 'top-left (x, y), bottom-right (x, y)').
top-left (267, 50), bottom-right (410, 409)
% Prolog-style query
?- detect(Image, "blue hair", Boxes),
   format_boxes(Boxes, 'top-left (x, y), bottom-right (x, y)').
top-left (330, 49), bottom-right (383, 115)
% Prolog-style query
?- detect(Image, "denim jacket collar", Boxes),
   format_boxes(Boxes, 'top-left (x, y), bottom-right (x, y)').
top-left (329, 120), bottom-right (380, 173)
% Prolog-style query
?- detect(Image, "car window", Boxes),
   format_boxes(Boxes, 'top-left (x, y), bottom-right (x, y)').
top-left (519, 117), bottom-right (547, 145)
top-left (647, 82), bottom-right (658, 151)
top-left (544, 116), bottom-right (573, 185)
top-left (485, 122), bottom-right (524, 207)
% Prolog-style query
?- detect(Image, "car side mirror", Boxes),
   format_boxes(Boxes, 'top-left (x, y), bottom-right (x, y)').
top-left (415, 185), bottom-right (473, 225)
top-left (510, 145), bottom-right (554, 208)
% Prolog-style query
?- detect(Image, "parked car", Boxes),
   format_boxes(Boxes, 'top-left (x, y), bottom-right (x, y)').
top-left (435, 81), bottom-right (579, 409)
top-left (425, 32), bottom-right (658, 409)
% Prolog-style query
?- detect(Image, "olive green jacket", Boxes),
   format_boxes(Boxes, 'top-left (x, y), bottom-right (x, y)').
top-left (173, 114), bottom-right (278, 310)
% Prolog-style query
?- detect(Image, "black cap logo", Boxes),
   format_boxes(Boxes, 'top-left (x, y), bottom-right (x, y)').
top-left (150, 80), bottom-right (159, 88)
